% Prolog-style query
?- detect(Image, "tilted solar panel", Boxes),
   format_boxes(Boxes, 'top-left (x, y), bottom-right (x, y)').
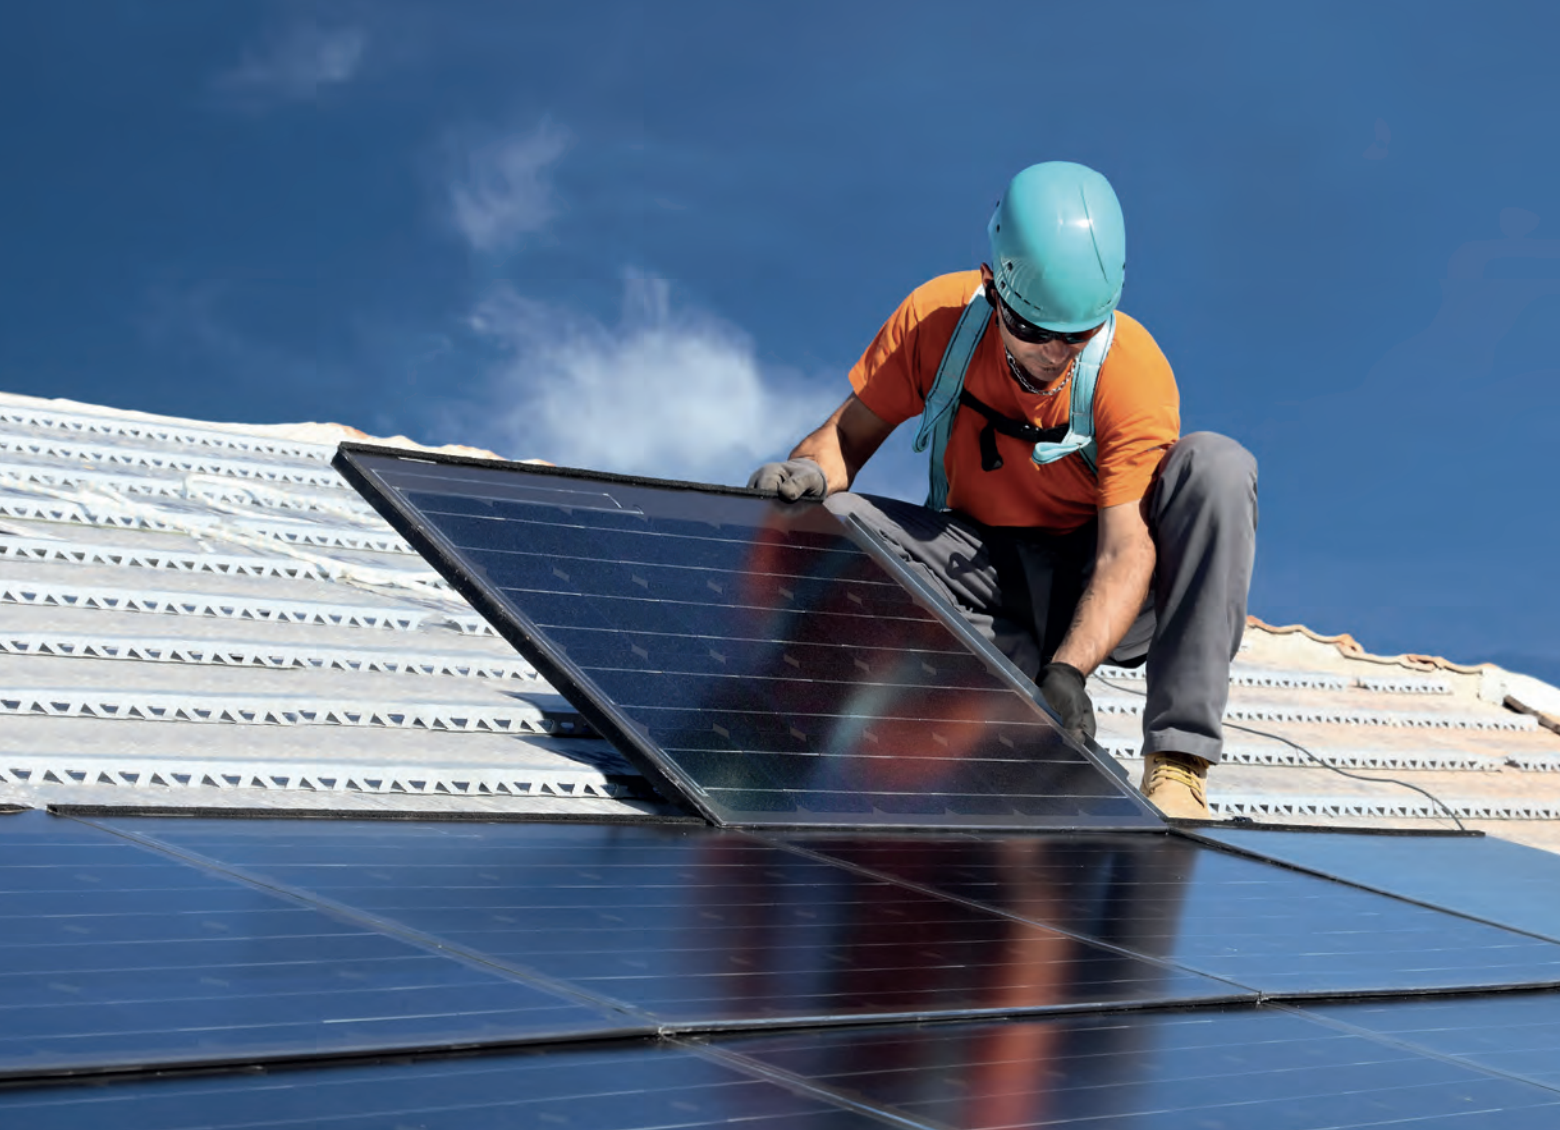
top-left (333, 446), bottom-right (1160, 830)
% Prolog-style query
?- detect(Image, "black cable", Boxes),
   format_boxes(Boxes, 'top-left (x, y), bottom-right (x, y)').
top-left (1093, 674), bottom-right (1468, 832)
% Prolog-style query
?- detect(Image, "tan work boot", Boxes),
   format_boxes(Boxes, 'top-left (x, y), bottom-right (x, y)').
top-left (1142, 752), bottom-right (1211, 820)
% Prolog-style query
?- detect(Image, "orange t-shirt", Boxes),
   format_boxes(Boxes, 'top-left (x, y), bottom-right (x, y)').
top-left (849, 270), bottom-right (1180, 531)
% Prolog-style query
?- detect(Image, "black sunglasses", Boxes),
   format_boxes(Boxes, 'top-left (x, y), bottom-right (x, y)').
top-left (985, 284), bottom-right (1097, 345)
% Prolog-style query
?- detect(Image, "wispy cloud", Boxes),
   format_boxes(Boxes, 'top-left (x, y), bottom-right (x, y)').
top-left (452, 275), bottom-right (839, 485)
top-left (447, 122), bottom-right (568, 253)
top-left (216, 23), bottom-right (367, 106)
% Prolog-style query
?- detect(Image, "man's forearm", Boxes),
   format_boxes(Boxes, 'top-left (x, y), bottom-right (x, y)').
top-left (790, 421), bottom-right (854, 495)
top-left (1051, 538), bottom-right (1154, 675)
top-left (789, 395), bottom-right (894, 496)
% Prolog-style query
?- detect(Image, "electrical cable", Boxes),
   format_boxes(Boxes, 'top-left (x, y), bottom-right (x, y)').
top-left (1093, 674), bottom-right (1468, 832)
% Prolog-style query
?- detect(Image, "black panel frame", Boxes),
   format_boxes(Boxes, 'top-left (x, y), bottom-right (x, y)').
top-left (332, 444), bottom-right (1159, 831)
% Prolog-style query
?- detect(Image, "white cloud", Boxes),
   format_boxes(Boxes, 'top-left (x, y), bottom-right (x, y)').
top-left (216, 23), bottom-right (367, 104)
top-left (455, 275), bottom-right (840, 485)
top-left (447, 122), bottom-right (568, 253)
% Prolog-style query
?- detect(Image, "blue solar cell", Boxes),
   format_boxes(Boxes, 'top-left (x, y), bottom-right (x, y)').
top-left (0, 812), bottom-right (640, 1079)
top-left (716, 1007), bottom-right (1560, 1128)
top-left (782, 831), bottom-right (1560, 997)
top-left (1305, 991), bottom-right (1560, 1094)
top-left (95, 818), bottom-right (1248, 1028)
top-left (1195, 826), bottom-right (1560, 944)
top-left (0, 1040), bottom-right (888, 1130)
top-left (334, 448), bottom-right (1160, 831)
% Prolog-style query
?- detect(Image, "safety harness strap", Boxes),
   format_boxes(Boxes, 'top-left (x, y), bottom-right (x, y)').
top-left (957, 389), bottom-right (1069, 472)
top-left (1032, 313), bottom-right (1115, 475)
top-left (911, 290), bottom-right (992, 511)
top-left (913, 291), bottom-right (1116, 511)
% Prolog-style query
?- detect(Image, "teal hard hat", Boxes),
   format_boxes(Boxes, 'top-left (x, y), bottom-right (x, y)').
top-left (986, 162), bottom-right (1126, 333)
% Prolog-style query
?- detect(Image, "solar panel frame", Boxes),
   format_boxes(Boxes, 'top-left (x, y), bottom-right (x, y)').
top-left (0, 811), bottom-right (648, 1082)
top-left (93, 816), bottom-right (1249, 1033)
top-left (778, 829), bottom-right (1560, 998)
top-left (1187, 825), bottom-right (1560, 946)
top-left (0, 1037), bottom-right (899, 1130)
top-left (702, 1006), bottom-right (1560, 1128)
top-left (332, 444), bottom-right (1160, 831)
top-left (1300, 990), bottom-right (1560, 1095)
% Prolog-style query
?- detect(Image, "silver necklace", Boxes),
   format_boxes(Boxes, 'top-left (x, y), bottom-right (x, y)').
top-left (1006, 349), bottom-right (1071, 397)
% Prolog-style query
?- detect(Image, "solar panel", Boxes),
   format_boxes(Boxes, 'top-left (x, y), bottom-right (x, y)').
top-left (712, 1007), bottom-right (1560, 1128)
top-left (780, 831), bottom-right (1560, 996)
top-left (0, 812), bottom-right (639, 1079)
top-left (0, 1040), bottom-right (888, 1130)
top-left (93, 817), bottom-right (1249, 1028)
top-left (1304, 991), bottom-right (1560, 1094)
top-left (1195, 826), bottom-right (1560, 944)
top-left (332, 446), bottom-right (1159, 831)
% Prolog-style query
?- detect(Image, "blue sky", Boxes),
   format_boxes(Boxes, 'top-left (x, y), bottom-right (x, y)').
top-left (1, 1), bottom-right (1557, 680)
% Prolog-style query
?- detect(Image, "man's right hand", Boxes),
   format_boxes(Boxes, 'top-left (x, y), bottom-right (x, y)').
top-left (1038, 662), bottom-right (1097, 745)
top-left (747, 458), bottom-right (828, 502)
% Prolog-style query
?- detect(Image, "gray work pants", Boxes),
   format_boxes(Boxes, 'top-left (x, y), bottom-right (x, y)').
top-left (825, 432), bottom-right (1258, 764)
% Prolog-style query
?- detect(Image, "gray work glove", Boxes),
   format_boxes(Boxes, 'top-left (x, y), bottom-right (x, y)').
top-left (747, 458), bottom-right (828, 502)
top-left (1038, 661), bottom-right (1097, 745)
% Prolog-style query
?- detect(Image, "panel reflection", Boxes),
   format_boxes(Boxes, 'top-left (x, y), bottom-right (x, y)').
top-left (102, 820), bottom-right (1238, 1027)
top-left (0, 1040), bottom-right (888, 1130)
top-left (790, 833), bottom-right (1560, 996)
top-left (716, 1009), bottom-right (1560, 1129)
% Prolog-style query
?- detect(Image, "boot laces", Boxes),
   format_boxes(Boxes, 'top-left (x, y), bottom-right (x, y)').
top-left (1146, 753), bottom-right (1207, 805)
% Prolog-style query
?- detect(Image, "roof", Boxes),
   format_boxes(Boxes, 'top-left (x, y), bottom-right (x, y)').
top-left (7, 388), bottom-right (1560, 1125)
top-left (2, 388), bottom-right (1560, 848)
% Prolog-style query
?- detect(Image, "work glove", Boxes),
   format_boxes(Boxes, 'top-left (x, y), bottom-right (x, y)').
top-left (1038, 661), bottom-right (1097, 745)
top-left (747, 458), bottom-right (828, 502)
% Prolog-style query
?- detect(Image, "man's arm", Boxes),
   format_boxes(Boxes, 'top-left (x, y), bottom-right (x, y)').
top-left (1051, 498), bottom-right (1156, 675)
top-left (784, 393), bottom-right (897, 495)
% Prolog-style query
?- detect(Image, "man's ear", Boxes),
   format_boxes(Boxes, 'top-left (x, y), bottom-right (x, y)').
top-left (979, 262), bottom-right (994, 285)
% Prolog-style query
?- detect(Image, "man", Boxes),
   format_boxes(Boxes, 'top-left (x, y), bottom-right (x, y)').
top-left (748, 161), bottom-right (1257, 820)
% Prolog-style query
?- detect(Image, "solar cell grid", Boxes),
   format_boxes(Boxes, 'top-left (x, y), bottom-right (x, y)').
top-left (96, 818), bottom-right (1247, 1028)
top-left (1305, 991), bottom-right (1560, 1094)
top-left (0, 1040), bottom-right (890, 1130)
top-left (0, 812), bottom-right (638, 1079)
top-left (333, 447), bottom-right (1159, 830)
top-left (713, 1008), bottom-right (1560, 1128)
top-left (1196, 827), bottom-right (1560, 945)
top-left (781, 831), bottom-right (1560, 997)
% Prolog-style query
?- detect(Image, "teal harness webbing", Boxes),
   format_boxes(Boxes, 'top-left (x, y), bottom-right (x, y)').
top-left (911, 291), bottom-right (1115, 510)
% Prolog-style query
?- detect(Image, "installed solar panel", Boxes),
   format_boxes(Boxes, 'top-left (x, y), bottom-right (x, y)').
top-left (0, 1040), bottom-right (887, 1130)
top-left (782, 831), bottom-right (1560, 996)
top-left (1305, 991), bottom-right (1560, 1094)
top-left (0, 812), bottom-right (639, 1079)
top-left (333, 446), bottom-right (1158, 830)
top-left (94, 818), bottom-right (1248, 1028)
top-left (712, 1008), bottom-right (1560, 1128)
top-left (1196, 826), bottom-right (1560, 944)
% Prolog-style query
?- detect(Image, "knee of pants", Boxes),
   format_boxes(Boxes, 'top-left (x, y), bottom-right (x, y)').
top-left (1160, 432), bottom-right (1258, 512)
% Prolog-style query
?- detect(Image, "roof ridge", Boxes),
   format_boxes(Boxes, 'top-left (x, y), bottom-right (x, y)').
top-left (1246, 615), bottom-right (1492, 675)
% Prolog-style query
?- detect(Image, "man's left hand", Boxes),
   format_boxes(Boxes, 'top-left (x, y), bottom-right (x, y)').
top-left (1038, 662), bottom-right (1097, 745)
top-left (747, 458), bottom-right (828, 501)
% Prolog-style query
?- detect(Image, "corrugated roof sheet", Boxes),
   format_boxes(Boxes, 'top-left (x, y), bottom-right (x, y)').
top-left (3, 389), bottom-right (1559, 848)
